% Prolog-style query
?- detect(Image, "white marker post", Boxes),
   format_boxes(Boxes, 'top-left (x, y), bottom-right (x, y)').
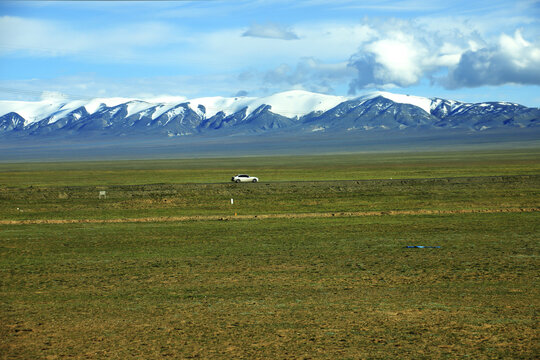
top-left (231, 198), bottom-right (234, 205)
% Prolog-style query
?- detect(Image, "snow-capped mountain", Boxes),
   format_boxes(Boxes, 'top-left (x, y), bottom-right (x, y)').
top-left (0, 90), bottom-right (538, 138)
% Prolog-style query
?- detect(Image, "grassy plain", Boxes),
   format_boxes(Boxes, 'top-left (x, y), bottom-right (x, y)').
top-left (1, 149), bottom-right (539, 359)
top-left (0, 148), bottom-right (539, 187)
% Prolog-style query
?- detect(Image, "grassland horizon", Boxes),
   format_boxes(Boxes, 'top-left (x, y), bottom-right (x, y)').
top-left (1, 149), bottom-right (538, 359)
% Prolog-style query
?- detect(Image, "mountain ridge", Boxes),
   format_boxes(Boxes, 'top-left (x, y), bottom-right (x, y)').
top-left (0, 90), bottom-right (538, 139)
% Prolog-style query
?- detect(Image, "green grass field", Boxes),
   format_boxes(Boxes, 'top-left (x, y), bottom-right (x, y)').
top-left (1, 149), bottom-right (539, 187)
top-left (1, 149), bottom-right (539, 359)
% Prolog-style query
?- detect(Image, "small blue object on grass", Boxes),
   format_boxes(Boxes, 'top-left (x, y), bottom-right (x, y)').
top-left (405, 246), bottom-right (441, 248)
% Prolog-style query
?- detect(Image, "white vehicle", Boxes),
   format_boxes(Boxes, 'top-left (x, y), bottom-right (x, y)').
top-left (231, 174), bottom-right (259, 183)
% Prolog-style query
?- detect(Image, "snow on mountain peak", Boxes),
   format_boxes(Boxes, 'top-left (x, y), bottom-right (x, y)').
top-left (0, 90), bottom-right (410, 125)
top-left (126, 100), bottom-right (153, 118)
top-left (2, 90), bottom-right (530, 130)
top-left (184, 90), bottom-right (347, 119)
top-left (187, 96), bottom-right (255, 118)
top-left (83, 97), bottom-right (134, 115)
top-left (0, 90), bottom-right (537, 140)
top-left (251, 90), bottom-right (348, 118)
top-left (0, 99), bottom-right (66, 125)
top-left (358, 91), bottom-right (432, 114)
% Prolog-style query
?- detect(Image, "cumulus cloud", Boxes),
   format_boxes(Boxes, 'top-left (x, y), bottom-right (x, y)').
top-left (4, 11), bottom-right (539, 98)
top-left (346, 21), bottom-right (469, 93)
top-left (443, 30), bottom-right (540, 88)
top-left (242, 22), bottom-right (299, 40)
top-left (345, 19), bottom-right (540, 94)
top-left (348, 32), bottom-right (432, 91)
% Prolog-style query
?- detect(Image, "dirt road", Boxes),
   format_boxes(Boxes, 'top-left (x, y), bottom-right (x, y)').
top-left (1, 207), bottom-right (538, 225)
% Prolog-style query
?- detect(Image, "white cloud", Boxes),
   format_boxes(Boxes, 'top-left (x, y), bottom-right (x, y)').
top-left (0, 74), bottom-right (246, 101)
top-left (347, 20), bottom-right (466, 92)
top-left (173, 22), bottom-right (378, 72)
top-left (443, 30), bottom-right (540, 88)
top-left (242, 22), bottom-right (299, 40)
top-left (0, 16), bottom-right (189, 63)
top-left (346, 17), bottom-right (540, 93)
top-left (365, 33), bottom-right (428, 86)
top-left (0, 16), bottom-right (81, 56)
top-left (0, 16), bottom-right (374, 71)
top-left (2, 7), bottom-right (539, 99)
top-left (240, 57), bottom-right (355, 93)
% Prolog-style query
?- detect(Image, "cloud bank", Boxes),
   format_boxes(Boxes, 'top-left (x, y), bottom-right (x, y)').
top-left (1, 4), bottom-right (539, 102)
top-left (346, 23), bottom-right (540, 94)
top-left (444, 30), bottom-right (540, 88)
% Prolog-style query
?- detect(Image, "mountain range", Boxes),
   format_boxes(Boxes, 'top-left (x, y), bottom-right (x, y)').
top-left (1, 90), bottom-right (538, 139)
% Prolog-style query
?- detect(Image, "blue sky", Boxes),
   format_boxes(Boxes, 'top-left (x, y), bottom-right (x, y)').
top-left (0, 0), bottom-right (539, 106)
